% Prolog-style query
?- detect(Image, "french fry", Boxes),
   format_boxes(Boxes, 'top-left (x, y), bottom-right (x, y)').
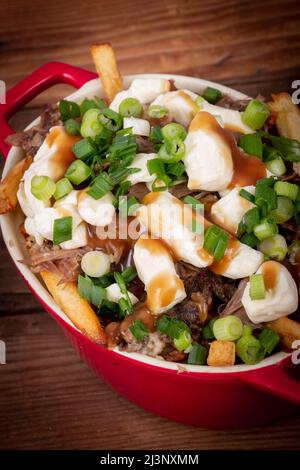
top-left (0, 155), bottom-right (32, 214)
top-left (40, 270), bottom-right (107, 346)
top-left (268, 92), bottom-right (300, 142)
top-left (266, 316), bottom-right (300, 349)
top-left (91, 43), bottom-right (123, 103)
top-left (207, 340), bottom-right (236, 366)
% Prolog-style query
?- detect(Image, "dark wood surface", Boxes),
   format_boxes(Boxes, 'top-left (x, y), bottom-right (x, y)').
top-left (1, 0), bottom-right (300, 450)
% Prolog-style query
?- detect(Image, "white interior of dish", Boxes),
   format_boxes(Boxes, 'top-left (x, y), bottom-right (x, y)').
top-left (0, 73), bottom-right (289, 373)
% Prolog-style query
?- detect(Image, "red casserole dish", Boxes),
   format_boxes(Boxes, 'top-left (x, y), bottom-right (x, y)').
top-left (0, 62), bottom-right (299, 428)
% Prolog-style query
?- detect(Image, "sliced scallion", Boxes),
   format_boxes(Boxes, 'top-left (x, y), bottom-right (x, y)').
top-left (266, 156), bottom-right (286, 176)
top-left (53, 177), bottom-right (73, 200)
top-left (31, 175), bottom-right (56, 201)
top-left (253, 218), bottom-right (278, 241)
top-left (258, 234), bottom-right (288, 261)
top-left (80, 108), bottom-right (103, 138)
top-left (161, 123), bottom-right (187, 141)
top-left (242, 99), bottom-right (270, 130)
top-left (65, 160), bottom-right (91, 185)
top-left (119, 98), bottom-right (143, 118)
top-left (274, 181), bottom-right (299, 201)
top-left (53, 216), bottom-right (72, 245)
top-left (249, 273), bottom-right (266, 300)
top-left (187, 343), bottom-right (208, 365)
top-left (202, 86), bottom-right (222, 104)
top-left (129, 320), bottom-right (149, 341)
top-left (212, 315), bottom-right (243, 342)
top-left (148, 104), bottom-right (168, 119)
top-left (239, 134), bottom-right (263, 158)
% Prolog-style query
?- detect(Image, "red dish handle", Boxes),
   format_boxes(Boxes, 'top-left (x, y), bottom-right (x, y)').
top-left (244, 356), bottom-right (300, 406)
top-left (0, 61), bottom-right (97, 158)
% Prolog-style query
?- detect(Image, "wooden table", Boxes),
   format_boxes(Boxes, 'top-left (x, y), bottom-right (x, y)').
top-left (1, 0), bottom-right (300, 450)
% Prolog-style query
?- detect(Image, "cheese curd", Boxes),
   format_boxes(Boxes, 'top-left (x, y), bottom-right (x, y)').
top-left (211, 241), bottom-right (264, 279)
top-left (241, 261), bottom-right (299, 324)
top-left (184, 112), bottom-right (234, 191)
top-left (123, 117), bottom-right (150, 136)
top-left (136, 191), bottom-right (213, 268)
top-left (199, 99), bottom-right (254, 134)
top-left (109, 78), bottom-right (170, 112)
top-left (17, 126), bottom-right (78, 218)
top-left (151, 89), bottom-right (198, 127)
top-left (106, 283), bottom-right (139, 305)
top-left (78, 190), bottom-right (115, 227)
top-left (133, 235), bottom-right (186, 314)
top-left (126, 153), bottom-right (157, 186)
top-left (210, 186), bottom-right (256, 235)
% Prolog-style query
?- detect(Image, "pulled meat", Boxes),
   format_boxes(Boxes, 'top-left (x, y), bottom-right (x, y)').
top-left (23, 239), bottom-right (89, 283)
top-left (168, 299), bottom-right (205, 341)
top-left (128, 182), bottom-right (149, 201)
top-left (176, 261), bottom-right (236, 303)
top-left (6, 104), bottom-right (61, 157)
top-left (136, 136), bottom-right (155, 153)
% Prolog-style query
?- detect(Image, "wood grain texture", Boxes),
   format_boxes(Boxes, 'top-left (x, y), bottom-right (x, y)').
top-left (1, 0), bottom-right (300, 450)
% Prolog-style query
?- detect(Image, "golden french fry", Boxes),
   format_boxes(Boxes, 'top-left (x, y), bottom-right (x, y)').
top-left (91, 43), bottom-right (123, 103)
top-left (266, 316), bottom-right (300, 349)
top-left (40, 270), bottom-right (107, 345)
top-left (207, 340), bottom-right (236, 366)
top-left (0, 156), bottom-right (32, 214)
top-left (268, 92), bottom-right (300, 142)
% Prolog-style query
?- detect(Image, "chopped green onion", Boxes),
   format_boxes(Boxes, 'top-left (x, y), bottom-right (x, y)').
top-left (157, 315), bottom-right (190, 339)
top-left (161, 123), bottom-right (187, 141)
top-left (108, 132), bottom-right (137, 162)
top-left (53, 177), bottom-right (73, 200)
top-left (202, 86), bottom-right (222, 104)
top-left (242, 325), bottom-right (253, 336)
top-left (274, 181), bottom-right (299, 201)
top-left (65, 118), bottom-right (81, 136)
top-left (121, 266), bottom-right (137, 284)
top-left (236, 335), bottom-right (264, 364)
top-left (148, 104), bottom-right (168, 119)
top-left (80, 108), bottom-right (103, 139)
top-left (119, 195), bottom-right (140, 218)
top-left (174, 330), bottom-right (192, 352)
top-left (260, 132), bottom-right (300, 163)
top-left (259, 328), bottom-right (280, 355)
top-left (113, 181), bottom-right (132, 208)
top-left (53, 216), bottom-right (72, 245)
top-left (129, 320), bottom-right (149, 341)
top-left (255, 184), bottom-right (277, 212)
top-left (119, 98), bottom-right (143, 118)
top-left (256, 177), bottom-right (276, 188)
top-left (183, 195), bottom-right (204, 214)
top-left (147, 158), bottom-right (165, 176)
top-left (88, 172), bottom-right (113, 199)
top-left (212, 315), bottom-right (243, 341)
top-left (240, 232), bottom-right (258, 249)
top-left (242, 99), bottom-right (270, 130)
top-left (114, 272), bottom-right (133, 316)
top-left (187, 343), bottom-right (208, 365)
top-left (150, 125), bottom-right (164, 146)
top-left (72, 138), bottom-right (97, 160)
top-left (253, 218), bottom-right (278, 241)
top-left (242, 207), bottom-right (261, 234)
top-left (239, 134), bottom-right (263, 158)
top-left (249, 273), bottom-right (266, 300)
top-left (167, 161), bottom-right (185, 179)
top-left (266, 156), bottom-right (286, 176)
top-left (78, 274), bottom-right (107, 307)
top-left (239, 189), bottom-right (255, 204)
top-left (99, 108), bottom-right (123, 131)
top-left (158, 139), bottom-right (185, 163)
top-left (65, 160), bottom-right (91, 185)
top-left (202, 324), bottom-right (215, 340)
top-left (258, 234), bottom-right (288, 261)
top-left (80, 97), bottom-right (105, 115)
top-left (152, 174), bottom-right (171, 192)
top-left (31, 175), bottom-right (56, 201)
top-left (203, 225), bottom-right (230, 261)
top-left (59, 100), bottom-right (80, 121)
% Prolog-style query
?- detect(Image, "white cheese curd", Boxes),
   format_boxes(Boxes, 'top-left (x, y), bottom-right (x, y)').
top-left (126, 153), bottom-right (157, 186)
top-left (78, 190), bottom-right (115, 227)
top-left (29, 204), bottom-right (83, 245)
top-left (106, 283), bottom-right (139, 305)
top-left (123, 117), bottom-right (150, 136)
top-left (133, 235), bottom-right (186, 314)
top-left (199, 99), bottom-right (254, 134)
top-left (211, 240), bottom-right (264, 279)
top-left (151, 89), bottom-right (198, 127)
top-left (60, 222), bottom-right (87, 249)
top-left (184, 112), bottom-right (234, 191)
top-left (54, 190), bottom-right (79, 207)
top-left (81, 250), bottom-right (111, 278)
top-left (136, 191), bottom-right (213, 268)
top-left (17, 126), bottom-right (78, 218)
top-left (241, 261), bottom-right (299, 323)
top-left (24, 217), bottom-right (44, 246)
top-left (109, 78), bottom-right (170, 112)
top-left (210, 186), bottom-right (256, 235)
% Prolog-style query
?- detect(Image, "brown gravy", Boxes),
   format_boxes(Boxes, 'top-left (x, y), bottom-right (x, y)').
top-left (45, 127), bottom-right (80, 180)
top-left (262, 261), bottom-right (280, 290)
